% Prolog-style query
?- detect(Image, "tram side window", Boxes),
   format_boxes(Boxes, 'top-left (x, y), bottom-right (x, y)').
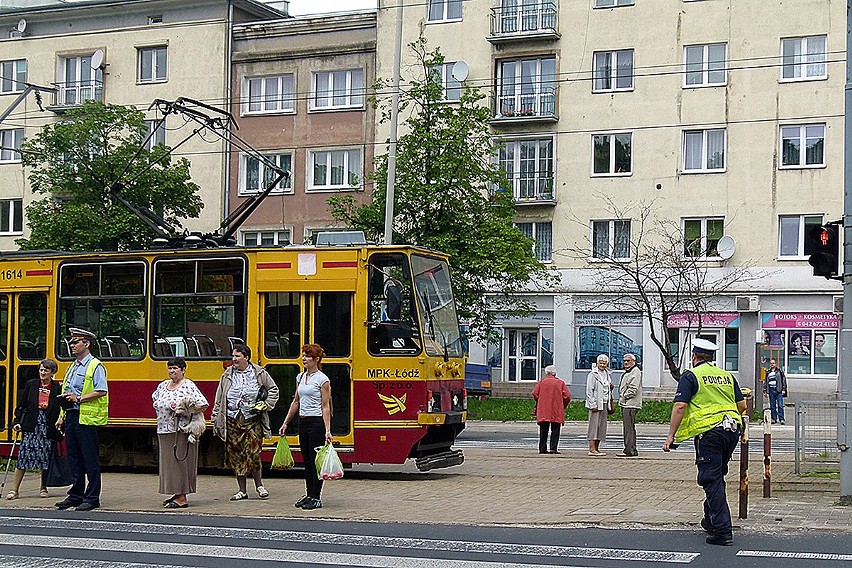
top-left (314, 292), bottom-right (352, 358)
top-left (17, 293), bottom-right (47, 360)
top-left (153, 258), bottom-right (246, 359)
top-left (0, 295), bottom-right (7, 359)
top-left (367, 254), bottom-right (420, 355)
top-left (264, 292), bottom-right (301, 359)
top-left (411, 254), bottom-right (464, 359)
top-left (58, 262), bottom-right (146, 360)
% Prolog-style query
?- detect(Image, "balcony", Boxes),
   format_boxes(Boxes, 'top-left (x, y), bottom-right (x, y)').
top-left (488, 2), bottom-right (559, 44)
top-left (48, 80), bottom-right (104, 112)
top-left (492, 86), bottom-right (558, 123)
top-left (492, 173), bottom-right (556, 206)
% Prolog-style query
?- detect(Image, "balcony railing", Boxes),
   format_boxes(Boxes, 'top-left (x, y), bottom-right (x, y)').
top-left (51, 80), bottom-right (103, 108)
top-left (492, 85), bottom-right (557, 122)
top-left (492, 172), bottom-right (556, 205)
top-left (488, 2), bottom-right (559, 43)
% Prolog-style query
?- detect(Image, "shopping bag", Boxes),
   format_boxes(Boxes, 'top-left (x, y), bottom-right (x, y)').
top-left (45, 440), bottom-right (73, 487)
top-left (314, 443), bottom-right (344, 480)
top-left (271, 436), bottom-right (294, 470)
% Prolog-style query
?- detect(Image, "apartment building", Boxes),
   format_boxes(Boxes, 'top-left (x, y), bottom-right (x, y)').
top-left (375, 0), bottom-right (843, 398)
top-left (229, 10), bottom-right (376, 245)
top-left (0, 0), bottom-right (285, 250)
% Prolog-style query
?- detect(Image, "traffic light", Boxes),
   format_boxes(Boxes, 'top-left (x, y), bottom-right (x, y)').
top-left (807, 224), bottom-right (840, 278)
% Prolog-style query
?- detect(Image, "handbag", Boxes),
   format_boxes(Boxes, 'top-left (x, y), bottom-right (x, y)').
top-left (607, 399), bottom-right (617, 415)
top-left (45, 439), bottom-right (73, 487)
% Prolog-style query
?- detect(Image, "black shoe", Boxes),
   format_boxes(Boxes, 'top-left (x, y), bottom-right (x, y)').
top-left (539, 450), bottom-right (549, 454)
top-left (294, 496), bottom-right (310, 508)
top-left (706, 533), bottom-right (732, 546)
top-left (300, 498), bottom-right (322, 510)
top-left (55, 498), bottom-right (81, 510)
top-left (700, 518), bottom-right (713, 534)
top-left (75, 502), bottom-right (99, 512)
top-left (550, 450), bottom-right (560, 454)
top-left (779, 420), bottom-right (785, 425)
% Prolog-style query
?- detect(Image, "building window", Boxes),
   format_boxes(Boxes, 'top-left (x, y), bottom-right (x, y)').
top-left (494, 0), bottom-right (557, 35)
top-left (575, 312), bottom-right (642, 372)
top-left (781, 35), bottom-right (827, 81)
top-left (0, 59), bottom-right (26, 94)
top-left (592, 133), bottom-right (631, 175)
top-left (312, 69), bottom-right (364, 110)
top-left (683, 217), bottom-right (724, 258)
top-left (592, 219), bottom-right (631, 260)
top-left (682, 128), bottom-right (725, 172)
top-left (0, 199), bottom-right (23, 234)
top-left (428, 0), bottom-right (462, 22)
top-left (497, 56), bottom-right (556, 118)
top-left (592, 49), bottom-right (633, 92)
top-left (779, 214), bottom-right (822, 258)
top-left (60, 55), bottom-right (103, 105)
top-left (429, 63), bottom-right (462, 102)
top-left (144, 120), bottom-right (166, 150)
top-left (764, 328), bottom-right (838, 376)
top-left (594, 0), bottom-right (634, 7)
top-left (498, 138), bottom-right (554, 202)
top-left (241, 153), bottom-right (292, 195)
top-left (246, 74), bottom-right (295, 114)
top-left (684, 43), bottom-right (727, 87)
top-left (516, 221), bottom-right (552, 262)
top-left (780, 124), bottom-right (825, 168)
top-left (138, 46), bottom-right (168, 83)
top-left (0, 128), bottom-right (23, 162)
top-left (242, 229), bottom-right (291, 247)
top-left (308, 149), bottom-right (361, 191)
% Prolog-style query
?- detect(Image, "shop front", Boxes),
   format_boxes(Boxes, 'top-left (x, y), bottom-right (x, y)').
top-left (760, 312), bottom-right (838, 378)
top-left (665, 312), bottom-right (740, 374)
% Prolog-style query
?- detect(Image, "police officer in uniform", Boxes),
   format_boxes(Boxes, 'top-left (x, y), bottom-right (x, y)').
top-left (54, 328), bottom-right (109, 512)
top-left (663, 338), bottom-right (746, 546)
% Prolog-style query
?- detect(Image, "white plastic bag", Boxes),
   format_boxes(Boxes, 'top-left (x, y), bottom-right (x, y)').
top-left (315, 443), bottom-right (344, 480)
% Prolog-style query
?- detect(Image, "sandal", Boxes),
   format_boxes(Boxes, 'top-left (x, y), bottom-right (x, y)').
top-left (162, 495), bottom-right (176, 506)
top-left (256, 486), bottom-right (269, 499)
top-left (40, 488), bottom-right (49, 498)
top-left (5, 491), bottom-right (18, 500)
top-left (230, 491), bottom-right (248, 501)
top-left (164, 500), bottom-right (188, 509)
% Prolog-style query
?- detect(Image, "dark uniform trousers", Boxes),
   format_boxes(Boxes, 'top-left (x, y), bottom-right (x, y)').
top-left (695, 426), bottom-right (740, 536)
top-left (65, 409), bottom-right (102, 505)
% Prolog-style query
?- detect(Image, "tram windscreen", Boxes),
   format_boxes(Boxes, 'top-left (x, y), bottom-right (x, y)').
top-left (411, 255), bottom-right (463, 359)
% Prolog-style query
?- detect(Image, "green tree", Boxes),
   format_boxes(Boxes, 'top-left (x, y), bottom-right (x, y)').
top-left (18, 101), bottom-right (202, 251)
top-left (329, 40), bottom-right (552, 341)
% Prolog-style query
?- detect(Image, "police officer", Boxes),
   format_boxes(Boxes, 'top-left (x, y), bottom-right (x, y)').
top-left (663, 338), bottom-right (746, 546)
top-left (54, 328), bottom-right (109, 512)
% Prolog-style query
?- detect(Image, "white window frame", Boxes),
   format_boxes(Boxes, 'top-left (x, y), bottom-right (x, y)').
top-left (144, 120), bottom-right (166, 151)
top-left (778, 214), bottom-right (823, 259)
top-left (683, 43), bottom-right (727, 87)
top-left (242, 228), bottom-right (292, 247)
top-left (780, 124), bottom-right (825, 169)
top-left (515, 221), bottom-right (552, 262)
top-left (497, 56), bottom-right (557, 118)
top-left (594, 0), bottom-right (635, 7)
top-left (0, 59), bottom-right (26, 94)
top-left (0, 198), bottom-right (23, 235)
top-left (497, 137), bottom-right (555, 202)
top-left (240, 152), bottom-right (293, 196)
top-left (60, 54), bottom-right (103, 105)
top-left (244, 74), bottom-right (295, 115)
top-left (429, 62), bottom-right (462, 102)
top-left (0, 128), bottom-right (23, 162)
top-left (137, 46), bottom-right (168, 84)
top-left (590, 219), bottom-right (631, 261)
top-left (591, 132), bottom-right (632, 176)
top-left (682, 128), bottom-right (726, 173)
top-left (682, 217), bottom-right (725, 259)
top-left (780, 35), bottom-right (827, 82)
top-left (307, 148), bottom-right (362, 191)
top-left (592, 49), bottom-right (634, 92)
top-left (427, 0), bottom-right (462, 22)
top-left (311, 69), bottom-right (364, 111)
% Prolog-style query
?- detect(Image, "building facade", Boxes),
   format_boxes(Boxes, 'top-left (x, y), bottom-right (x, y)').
top-left (375, 0), bottom-right (843, 399)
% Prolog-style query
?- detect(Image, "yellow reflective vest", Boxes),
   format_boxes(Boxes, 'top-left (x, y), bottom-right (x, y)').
top-left (675, 362), bottom-right (742, 443)
top-left (62, 357), bottom-right (109, 426)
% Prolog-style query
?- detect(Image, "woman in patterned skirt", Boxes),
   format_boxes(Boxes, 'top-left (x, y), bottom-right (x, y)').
top-left (152, 357), bottom-right (208, 508)
top-left (8, 359), bottom-right (63, 500)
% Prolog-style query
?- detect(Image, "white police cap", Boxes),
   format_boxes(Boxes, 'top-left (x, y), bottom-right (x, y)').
top-left (691, 338), bottom-right (719, 355)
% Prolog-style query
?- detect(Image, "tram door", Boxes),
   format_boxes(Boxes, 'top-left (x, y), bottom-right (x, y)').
top-left (261, 291), bottom-right (353, 444)
top-left (0, 292), bottom-right (48, 442)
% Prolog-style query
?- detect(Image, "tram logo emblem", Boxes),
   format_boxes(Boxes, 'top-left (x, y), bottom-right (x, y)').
top-left (378, 393), bottom-right (407, 415)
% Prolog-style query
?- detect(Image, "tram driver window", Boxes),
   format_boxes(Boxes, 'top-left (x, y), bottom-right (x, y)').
top-left (367, 254), bottom-right (420, 355)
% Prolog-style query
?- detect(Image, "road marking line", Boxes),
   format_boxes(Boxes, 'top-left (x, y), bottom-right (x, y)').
top-left (738, 550), bottom-right (852, 561)
top-left (0, 516), bottom-right (698, 563)
top-left (0, 555), bottom-right (167, 568)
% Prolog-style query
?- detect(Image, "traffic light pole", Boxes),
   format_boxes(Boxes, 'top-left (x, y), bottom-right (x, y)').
top-left (841, 0), bottom-right (852, 499)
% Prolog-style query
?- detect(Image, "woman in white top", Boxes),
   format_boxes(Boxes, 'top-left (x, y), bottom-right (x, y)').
top-left (279, 343), bottom-right (333, 510)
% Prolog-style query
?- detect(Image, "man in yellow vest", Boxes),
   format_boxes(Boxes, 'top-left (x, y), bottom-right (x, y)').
top-left (54, 328), bottom-right (109, 512)
top-left (663, 338), bottom-right (746, 546)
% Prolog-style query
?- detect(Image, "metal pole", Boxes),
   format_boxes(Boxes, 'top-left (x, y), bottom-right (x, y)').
top-left (763, 407), bottom-right (772, 498)
top-left (383, 0), bottom-right (404, 245)
top-left (738, 400), bottom-right (750, 519)
top-left (841, 0), bottom-right (852, 498)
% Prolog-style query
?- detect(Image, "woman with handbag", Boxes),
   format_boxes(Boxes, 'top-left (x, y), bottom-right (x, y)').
top-left (7, 359), bottom-right (63, 500)
top-left (152, 357), bottom-right (208, 508)
top-left (585, 354), bottom-right (613, 456)
top-left (279, 343), bottom-right (333, 510)
top-left (212, 344), bottom-right (278, 501)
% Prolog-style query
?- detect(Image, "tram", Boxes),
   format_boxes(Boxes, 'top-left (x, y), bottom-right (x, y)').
top-left (0, 240), bottom-right (467, 471)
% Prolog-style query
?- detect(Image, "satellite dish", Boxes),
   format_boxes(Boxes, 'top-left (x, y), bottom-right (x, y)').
top-left (91, 49), bottom-right (105, 70)
top-left (16, 19), bottom-right (26, 33)
top-left (451, 60), bottom-right (469, 82)
top-left (717, 235), bottom-right (736, 260)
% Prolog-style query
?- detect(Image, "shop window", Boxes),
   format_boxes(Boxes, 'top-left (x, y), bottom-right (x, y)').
top-left (724, 328), bottom-right (739, 371)
top-left (764, 329), bottom-right (837, 376)
top-left (575, 312), bottom-right (642, 372)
